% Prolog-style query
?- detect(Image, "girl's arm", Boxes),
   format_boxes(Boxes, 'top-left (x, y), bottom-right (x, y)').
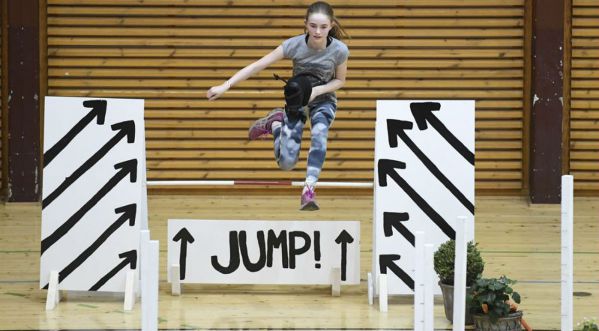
top-left (207, 45), bottom-right (285, 101)
top-left (309, 59), bottom-right (348, 103)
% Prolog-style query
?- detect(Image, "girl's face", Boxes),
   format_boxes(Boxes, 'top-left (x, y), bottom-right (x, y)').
top-left (305, 12), bottom-right (333, 44)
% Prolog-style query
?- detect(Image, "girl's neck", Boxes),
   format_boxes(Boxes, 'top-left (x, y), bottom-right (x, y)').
top-left (307, 35), bottom-right (327, 50)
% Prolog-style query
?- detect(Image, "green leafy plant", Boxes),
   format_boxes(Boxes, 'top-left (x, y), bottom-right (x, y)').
top-left (434, 240), bottom-right (485, 286)
top-left (578, 317), bottom-right (599, 331)
top-left (467, 275), bottom-right (521, 323)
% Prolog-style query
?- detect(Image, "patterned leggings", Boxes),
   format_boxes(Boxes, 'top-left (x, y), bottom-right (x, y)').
top-left (272, 101), bottom-right (336, 186)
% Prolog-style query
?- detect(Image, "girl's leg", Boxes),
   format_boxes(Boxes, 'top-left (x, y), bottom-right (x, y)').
top-left (273, 111), bottom-right (305, 170)
top-left (305, 102), bottom-right (336, 186)
top-left (300, 101), bottom-right (336, 211)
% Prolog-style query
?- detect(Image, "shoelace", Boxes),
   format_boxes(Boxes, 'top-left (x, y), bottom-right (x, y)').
top-left (303, 187), bottom-right (315, 199)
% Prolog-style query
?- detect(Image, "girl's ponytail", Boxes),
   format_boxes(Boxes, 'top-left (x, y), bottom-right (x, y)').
top-left (330, 17), bottom-right (349, 40)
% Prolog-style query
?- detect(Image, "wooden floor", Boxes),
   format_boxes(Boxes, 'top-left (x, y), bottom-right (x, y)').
top-left (1, 193), bottom-right (598, 330)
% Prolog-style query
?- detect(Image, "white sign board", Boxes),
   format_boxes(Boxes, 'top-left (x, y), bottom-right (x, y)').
top-left (168, 220), bottom-right (360, 285)
top-left (40, 97), bottom-right (146, 292)
top-left (373, 100), bottom-right (475, 295)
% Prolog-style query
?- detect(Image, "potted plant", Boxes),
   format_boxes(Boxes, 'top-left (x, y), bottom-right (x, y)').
top-left (577, 317), bottom-right (599, 331)
top-left (434, 240), bottom-right (485, 324)
top-left (468, 275), bottom-right (530, 331)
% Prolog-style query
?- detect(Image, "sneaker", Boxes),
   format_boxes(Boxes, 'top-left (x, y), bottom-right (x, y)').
top-left (300, 185), bottom-right (319, 211)
top-left (248, 108), bottom-right (284, 140)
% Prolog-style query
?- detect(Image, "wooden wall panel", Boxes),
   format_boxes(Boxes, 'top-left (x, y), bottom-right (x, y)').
top-left (0, 2), bottom-right (3, 194)
top-left (570, 0), bottom-right (599, 192)
top-left (46, 0), bottom-right (527, 192)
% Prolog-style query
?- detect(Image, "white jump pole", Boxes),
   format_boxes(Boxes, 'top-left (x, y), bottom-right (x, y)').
top-left (561, 175), bottom-right (574, 331)
top-left (452, 216), bottom-right (468, 331)
top-left (424, 243), bottom-right (435, 331)
top-left (413, 231), bottom-right (425, 331)
top-left (146, 180), bottom-right (372, 188)
top-left (141, 239), bottom-right (159, 331)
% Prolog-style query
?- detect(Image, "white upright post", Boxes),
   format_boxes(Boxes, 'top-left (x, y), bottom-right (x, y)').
top-left (45, 270), bottom-right (60, 310)
top-left (124, 270), bottom-right (136, 310)
top-left (453, 216), bottom-right (468, 331)
top-left (141, 240), bottom-right (159, 331)
top-left (140, 130), bottom-right (149, 231)
top-left (171, 264), bottom-right (181, 296)
top-left (424, 244), bottom-right (435, 331)
top-left (561, 175), bottom-right (574, 331)
top-left (331, 267), bottom-right (341, 297)
top-left (378, 274), bottom-right (388, 312)
top-left (413, 231), bottom-right (425, 331)
top-left (367, 272), bottom-right (373, 305)
top-left (140, 230), bottom-right (150, 299)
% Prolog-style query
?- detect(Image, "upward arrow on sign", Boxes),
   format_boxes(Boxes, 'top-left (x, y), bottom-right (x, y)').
top-left (44, 100), bottom-right (107, 167)
top-left (386, 119), bottom-right (474, 214)
top-left (41, 159), bottom-right (138, 254)
top-left (335, 230), bottom-right (354, 281)
top-left (410, 102), bottom-right (475, 166)
top-left (378, 159), bottom-right (455, 240)
top-left (173, 227), bottom-right (195, 280)
top-left (42, 120), bottom-right (136, 209)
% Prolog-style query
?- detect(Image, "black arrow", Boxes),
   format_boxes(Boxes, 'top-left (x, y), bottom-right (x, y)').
top-left (335, 230), bottom-right (354, 281)
top-left (378, 159), bottom-right (455, 240)
top-left (410, 102), bottom-right (474, 165)
top-left (173, 227), bottom-right (195, 280)
top-left (41, 159), bottom-right (138, 254)
top-left (387, 119), bottom-right (474, 215)
top-left (42, 121), bottom-right (136, 209)
top-left (89, 249), bottom-right (137, 291)
top-left (42, 204), bottom-right (136, 289)
top-left (383, 212), bottom-right (415, 247)
top-left (44, 100), bottom-right (107, 167)
top-left (379, 254), bottom-right (414, 290)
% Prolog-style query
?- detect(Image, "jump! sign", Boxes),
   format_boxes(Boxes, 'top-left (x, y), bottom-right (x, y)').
top-left (167, 220), bottom-right (360, 285)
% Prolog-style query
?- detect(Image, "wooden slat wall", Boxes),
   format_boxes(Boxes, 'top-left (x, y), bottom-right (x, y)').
top-left (0, 3), bottom-right (3, 194)
top-left (45, 0), bottom-right (526, 191)
top-left (570, 0), bottom-right (599, 192)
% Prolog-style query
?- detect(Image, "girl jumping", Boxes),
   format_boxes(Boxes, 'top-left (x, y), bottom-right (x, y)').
top-left (206, 1), bottom-right (349, 211)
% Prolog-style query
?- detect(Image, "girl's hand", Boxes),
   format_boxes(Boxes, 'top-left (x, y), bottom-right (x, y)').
top-left (207, 83), bottom-right (229, 101)
top-left (308, 86), bottom-right (321, 104)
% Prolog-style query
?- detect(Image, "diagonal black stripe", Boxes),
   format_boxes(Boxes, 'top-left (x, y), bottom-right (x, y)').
top-left (89, 250), bottom-right (137, 291)
top-left (378, 159), bottom-right (456, 240)
top-left (40, 160), bottom-right (137, 254)
top-left (42, 121), bottom-right (135, 209)
top-left (426, 114), bottom-right (475, 165)
top-left (41, 205), bottom-right (137, 289)
top-left (44, 100), bottom-right (107, 167)
top-left (383, 212), bottom-right (415, 247)
top-left (379, 254), bottom-right (414, 290)
top-left (392, 174), bottom-right (455, 240)
top-left (390, 125), bottom-right (474, 215)
top-left (410, 102), bottom-right (474, 165)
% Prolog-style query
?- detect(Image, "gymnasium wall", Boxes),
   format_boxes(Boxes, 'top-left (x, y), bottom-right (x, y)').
top-left (0, 3), bottom-right (3, 193)
top-left (43, 0), bottom-right (529, 193)
top-left (569, 0), bottom-right (599, 192)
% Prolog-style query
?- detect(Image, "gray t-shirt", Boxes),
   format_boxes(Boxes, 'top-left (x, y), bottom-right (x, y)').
top-left (282, 34), bottom-right (349, 105)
